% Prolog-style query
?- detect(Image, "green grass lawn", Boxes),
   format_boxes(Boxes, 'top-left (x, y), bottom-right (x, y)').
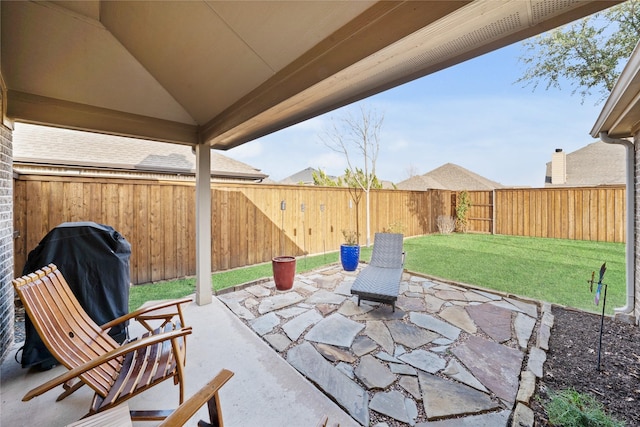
top-left (129, 251), bottom-right (357, 310)
top-left (130, 234), bottom-right (625, 315)
top-left (403, 234), bottom-right (625, 315)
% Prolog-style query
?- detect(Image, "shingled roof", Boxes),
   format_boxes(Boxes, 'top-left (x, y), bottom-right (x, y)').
top-left (280, 167), bottom-right (323, 185)
top-left (545, 140), bottom-right (625, 186)
top-left (396, 163), bottom-right (503, 191)
top-left (13, 123), bottom-right (267, 182)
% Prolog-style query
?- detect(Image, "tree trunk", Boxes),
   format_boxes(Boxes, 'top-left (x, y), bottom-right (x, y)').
top-left (365, 190), bottom-right (371, 247)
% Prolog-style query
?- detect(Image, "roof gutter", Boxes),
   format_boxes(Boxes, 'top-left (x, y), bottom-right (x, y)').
top-left (600, 131), bottom-right (635, 316)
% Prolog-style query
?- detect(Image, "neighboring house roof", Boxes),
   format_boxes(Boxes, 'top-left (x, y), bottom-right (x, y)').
top-left (545, 140), bottom-right (625, 187)
top-left (396, 163), bottom-right (503, 191)
top-left (396, 175), bottom-right (447, 191)
top-left (379, 180), bottom-right (396, 190)
top-left (13, 123), bottom-right (268, 182)
top-left (280, 167), bottom-right (320, 185)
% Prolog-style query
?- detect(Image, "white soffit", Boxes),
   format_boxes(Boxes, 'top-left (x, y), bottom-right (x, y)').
top-left (211, 0), bottom-right (609, 147)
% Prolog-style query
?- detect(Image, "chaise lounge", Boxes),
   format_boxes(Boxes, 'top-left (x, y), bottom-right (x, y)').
top-left (350, 232), bottom-right (405, 312)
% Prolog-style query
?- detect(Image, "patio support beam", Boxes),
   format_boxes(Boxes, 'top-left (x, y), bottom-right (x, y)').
top-left (195, 141), bottom-right (212, 305)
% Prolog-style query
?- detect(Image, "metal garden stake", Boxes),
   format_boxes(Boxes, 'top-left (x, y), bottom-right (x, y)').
top-left (587, 262), bottom-right (607, 371)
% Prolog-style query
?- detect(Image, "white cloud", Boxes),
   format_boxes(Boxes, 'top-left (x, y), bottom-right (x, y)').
top-left (309, 151), bottom-right (347, 174)
top-left (225, 140), bottom-right (264, 159)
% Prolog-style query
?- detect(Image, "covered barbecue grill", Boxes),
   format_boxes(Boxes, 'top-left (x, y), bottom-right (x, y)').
top-left (19, 222), bottom-right (131, 369)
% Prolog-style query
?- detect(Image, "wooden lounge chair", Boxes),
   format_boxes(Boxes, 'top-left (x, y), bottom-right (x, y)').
top-left (350, 232), bottom-right (405, 312)
top-left (12, 263), bottom-right (193, 421)
top-left (66, 369), bottom-right (235, 427)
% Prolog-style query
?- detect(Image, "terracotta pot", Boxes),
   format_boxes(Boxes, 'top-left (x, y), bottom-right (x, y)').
top-left (340, 244), bottom-right (360, 271)
top-left (272, 256), bottom-right (296, 291)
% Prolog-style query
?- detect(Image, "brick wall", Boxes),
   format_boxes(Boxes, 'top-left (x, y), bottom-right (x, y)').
top-left (635, 133), bottom-right (640, 324)
top-left (0, 121), bottom-right (13, 362)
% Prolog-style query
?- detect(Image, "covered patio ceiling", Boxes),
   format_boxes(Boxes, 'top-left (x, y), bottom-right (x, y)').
top-left (1, 0), bottom-right (619, 150)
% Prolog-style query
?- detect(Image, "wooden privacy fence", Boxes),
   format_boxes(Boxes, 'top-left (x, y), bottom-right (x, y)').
top-left (13, 174), bottom-right (626, 285)
top-left (13, 175), bottom-right (450, 284)
top-left (495, 186), bottom-right (626, 242)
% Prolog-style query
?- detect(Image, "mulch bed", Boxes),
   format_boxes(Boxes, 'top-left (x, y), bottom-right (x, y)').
top-left (532, 306), bottom-right (640, 426)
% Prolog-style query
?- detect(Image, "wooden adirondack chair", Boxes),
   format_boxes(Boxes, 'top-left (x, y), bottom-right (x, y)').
top-left (66, 369), bottom-right (235, 427)
top-left (13, 263), bottom-right (193, 421)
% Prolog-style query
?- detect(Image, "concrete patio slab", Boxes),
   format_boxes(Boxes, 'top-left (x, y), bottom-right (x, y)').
top-left (1, 297), bottom-right (358, 427)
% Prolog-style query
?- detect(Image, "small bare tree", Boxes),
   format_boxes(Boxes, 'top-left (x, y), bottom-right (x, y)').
top-left (321, 105), bottom-right (383, 246)
top-left (405, 163), bottom-right (420, 179)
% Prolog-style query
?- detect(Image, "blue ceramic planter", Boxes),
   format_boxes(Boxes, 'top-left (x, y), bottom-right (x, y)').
top-left (340, 244), bottom-right (360, 271)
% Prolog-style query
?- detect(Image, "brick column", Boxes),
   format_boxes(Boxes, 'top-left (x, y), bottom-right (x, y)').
top-left (635, 133), bottom-right (640, 324)
top-left (0, 80), bottom-right (14, 362)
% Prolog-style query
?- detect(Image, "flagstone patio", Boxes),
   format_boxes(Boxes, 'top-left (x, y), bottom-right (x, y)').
top-left (1, 263), bottom-right (552, 426)
top-left (218, 264), bottom-right (553, 426)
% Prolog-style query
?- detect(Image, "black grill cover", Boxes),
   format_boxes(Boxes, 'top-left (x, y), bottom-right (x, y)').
top-left (20, 222), bottom-right (131, 369)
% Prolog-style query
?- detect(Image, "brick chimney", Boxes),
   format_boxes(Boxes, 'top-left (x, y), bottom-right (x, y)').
top-left (551, 148), bottom-right (566, 185)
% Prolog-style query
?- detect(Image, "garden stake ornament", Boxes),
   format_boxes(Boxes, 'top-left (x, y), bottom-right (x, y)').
top-left (587, 262), bottom-right (607, 372)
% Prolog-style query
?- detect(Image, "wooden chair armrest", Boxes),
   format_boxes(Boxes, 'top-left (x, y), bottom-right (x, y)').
top-left (99, 297), bottom-right (192, 331)
top-left (23, 327), bottom-right (193, 401)
top-left (158, 369), bottom-right (234, 427)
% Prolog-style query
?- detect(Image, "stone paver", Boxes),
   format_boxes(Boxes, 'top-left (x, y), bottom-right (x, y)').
top-left (245, 284), bottom-right (271, 298)
top-left (282, 308), bottom-right (322, 340)
top-left (263, 333), bottom-right (292, 352)
top-left (249, 312), bottom-right (280, 336)
top-left (527, 347), bottom-right (547, 378)
top-left (453, 335), bottom-right (524, 405)
top-left (514, 312), bottom-right (537, 349)
top-left (306, 289), bottom-right (347, 305)
top-left (352, 335), bottom-right (378, 356)
top-left (317, 343), bottom-right (357, 363)
top-left (516, 370), bottom-right (537, 404)
top-left (219, 265), bottom-right (551, 426)
top-left (396, 295), bottom-right (427, 312)
top-left (390, 363), bottom-right (417, 376)
top-left (512, 402), bottom-right (535, 427)
top-left (507, 298), bottom-right (539, 318)
top-left (434, 289), bottom-right (467, 301)
top-left (288, 342), bottom-right (369, 426)
top-left (439, 305), bottom-right (477, 333)
top-left (399, 349), bottom-right (446, 374)
top-left (365, 321), bottom-right (395, 354)
top-left (419, 372), bottom-right (500, 420)
top-left (443, 359), bottom-right (488, 392)
top-left (386, 320), bottom-right (438, 348)
top-left (466, 303), bottom-right (512, 343)
top-left (257, 292), bottom-right (304, 314)
top-left (409, 312), bottom-right (461, 341)
top-left (399, 375), bottom-right (421, 400)
top-left (370, 390), bottom-right (418, 425)
top-left (355, 355), bottom-right (396, 389)
top-left (424, 294), bottom-right (446, 312)
top-left (416, 410), bottom-right (510, 426)
top-left (305, 313), bottom-right (364, 347)
top-left (339, 300), bottom-right (374, 316)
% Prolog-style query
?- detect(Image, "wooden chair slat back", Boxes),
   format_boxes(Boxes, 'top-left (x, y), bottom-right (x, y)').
top-left (13, 264), bottom-right (122, 396)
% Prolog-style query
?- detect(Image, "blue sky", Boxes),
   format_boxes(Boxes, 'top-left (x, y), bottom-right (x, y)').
top-left (224, 41), bottom-right (604, 188)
